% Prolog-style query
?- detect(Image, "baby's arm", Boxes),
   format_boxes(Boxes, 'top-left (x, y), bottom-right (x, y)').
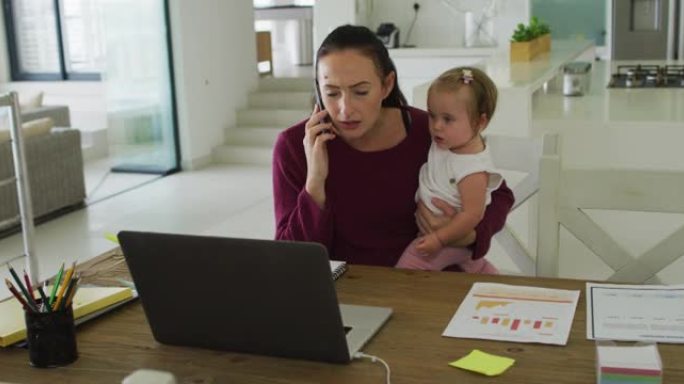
top-left (415, 172), bottom-right (488, 254)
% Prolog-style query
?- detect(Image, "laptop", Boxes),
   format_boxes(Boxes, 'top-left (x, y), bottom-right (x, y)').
top-left (118, 231), bottom-right (392, 364)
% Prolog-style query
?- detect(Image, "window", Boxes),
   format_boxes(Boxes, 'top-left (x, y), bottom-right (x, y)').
top-left (2, 0), bottom-right (104, 80)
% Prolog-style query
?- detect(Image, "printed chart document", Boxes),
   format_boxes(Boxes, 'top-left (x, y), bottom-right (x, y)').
top-left (443, 283), bottom-right (580, 345)
top-left (586, 282), bottom-right (684, 343)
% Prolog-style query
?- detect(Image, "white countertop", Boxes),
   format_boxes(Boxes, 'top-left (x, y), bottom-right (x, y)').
top-left (482, 40), bottom-right (595, 90)
top-left (533, 60), bottom-right (684, 125)
top-left (409, 40), bottom-right (595, 92)
top-left (532, 60), bottom-right (684, 170)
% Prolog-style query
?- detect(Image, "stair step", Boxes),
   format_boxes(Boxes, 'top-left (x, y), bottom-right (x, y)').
top-left (248, 91), bottom-right (313, 109)
top-left (237, 108), bottom-right (309, 127)
top-left (258, 77), bottom-right (313, 92)
top-left (225, 127), bottom-right (282, 147)
top-left (213, 145), bottom-right (273, 166)
top-left (0, 177), bottom-right (17, 188)
top-left (0, 216), bottom-right (20, 229)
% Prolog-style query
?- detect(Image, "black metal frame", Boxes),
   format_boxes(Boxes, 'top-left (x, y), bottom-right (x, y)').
top-left (108, 0), bottom-right (180, 175)
top-left (2, 0), bottom-right (101, 81)
top-left (165, 0), bottom-right (181, 175)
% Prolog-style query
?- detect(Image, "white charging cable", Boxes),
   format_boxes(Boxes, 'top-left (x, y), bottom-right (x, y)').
top-left (353, 352), bottom-right (391, 384)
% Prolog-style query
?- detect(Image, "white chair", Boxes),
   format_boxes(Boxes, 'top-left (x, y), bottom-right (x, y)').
top-left (487, 134), bottom-right (543, 276)
top-left (536, 132), bottom-right (684, 283)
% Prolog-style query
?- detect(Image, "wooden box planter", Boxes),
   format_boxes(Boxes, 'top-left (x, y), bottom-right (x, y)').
top-left (510, 34), bottom-right (551, 62)
top-left (538, 33), bottom-right (551, 53)
top-left (510, 38), bottom-right (541, 62)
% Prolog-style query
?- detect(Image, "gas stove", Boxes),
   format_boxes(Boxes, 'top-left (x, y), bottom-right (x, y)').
top-left (608, 64), bottom-right (684, 88)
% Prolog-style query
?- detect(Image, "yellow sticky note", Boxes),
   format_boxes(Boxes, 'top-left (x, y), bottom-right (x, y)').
top-left (449, 349), bottom-right (515, 376)
top-left (104, 232), bottom-right (119, 244)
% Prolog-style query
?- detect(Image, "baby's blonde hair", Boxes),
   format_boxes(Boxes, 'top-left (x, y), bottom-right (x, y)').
top-left (428, 67), bottom-right (498, 131)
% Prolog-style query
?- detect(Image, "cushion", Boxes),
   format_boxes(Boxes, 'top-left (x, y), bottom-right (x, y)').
top-left (0, 117), bottom-right (54, 143)
top-left (18, 91), bottom-right (44, 111)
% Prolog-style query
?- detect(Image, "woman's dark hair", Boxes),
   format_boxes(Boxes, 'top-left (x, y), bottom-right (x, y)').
top-left (316, 25), bottom-right (407, 108)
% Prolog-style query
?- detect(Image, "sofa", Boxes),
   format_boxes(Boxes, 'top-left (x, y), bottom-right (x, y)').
top-left (0, 106), bottom-right (86, 233)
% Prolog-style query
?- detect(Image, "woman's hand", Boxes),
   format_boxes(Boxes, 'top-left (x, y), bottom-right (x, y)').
top-left (303, 104), bottom-right (336, 208)
top-left (415, 198), bottom-right (476, 247)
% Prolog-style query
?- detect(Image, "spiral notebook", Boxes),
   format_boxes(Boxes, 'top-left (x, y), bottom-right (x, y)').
top-left (329, 260), bottom-right (347, 280)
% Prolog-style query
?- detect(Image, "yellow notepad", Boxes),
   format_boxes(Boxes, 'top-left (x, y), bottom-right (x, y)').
top-left (0, 286), bottom-right (133, 347)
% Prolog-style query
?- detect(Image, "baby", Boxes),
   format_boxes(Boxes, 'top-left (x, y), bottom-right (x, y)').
top-left (396, 67), bottom-right (504, 273)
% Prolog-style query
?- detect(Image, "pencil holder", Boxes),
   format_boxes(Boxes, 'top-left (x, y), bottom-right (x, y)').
top-left (25, 304), bottom-right (78, 368)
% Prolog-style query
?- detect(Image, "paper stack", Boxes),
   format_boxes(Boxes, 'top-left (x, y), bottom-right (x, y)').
top-left (596, 342), bottom-right (662, 384)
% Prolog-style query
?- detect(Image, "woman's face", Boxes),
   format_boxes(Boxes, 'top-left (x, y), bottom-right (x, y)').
top-left (317, 49), bottom-right (394, 143)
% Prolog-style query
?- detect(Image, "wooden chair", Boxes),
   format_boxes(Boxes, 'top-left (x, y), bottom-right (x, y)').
top-left (487, 134), bottom-right (543, 276)
top-left (256, 31), bottom-right (273, 76)
top-left (536, 132), bottom-right (684, 283)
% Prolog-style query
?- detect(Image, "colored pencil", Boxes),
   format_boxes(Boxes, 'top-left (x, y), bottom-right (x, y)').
top-left (48, 262), bottom-right (65, 306)
top-left (59, 274), bottom-right (79, 311)
top-left (53, 262), bottom-right (76, 311)
top-left (37, 283), bottom-right (52, 313)
top-left (23, 269), bottom-right (35, 302)
top-left (5, 278), bottom-right (30, 311)
top-left (6, 264), bottom-right (36, 311)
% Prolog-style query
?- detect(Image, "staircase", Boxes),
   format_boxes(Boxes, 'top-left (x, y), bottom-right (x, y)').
top-left (213, 77), bottom-right (313, 165)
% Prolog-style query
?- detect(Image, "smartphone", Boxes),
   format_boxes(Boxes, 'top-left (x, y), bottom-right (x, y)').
top-left (314, 80), bottom-right (331, 125)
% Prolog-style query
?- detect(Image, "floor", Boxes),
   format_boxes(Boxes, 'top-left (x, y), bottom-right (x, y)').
top-left (0, 164), bottom-right (275, 301)
top-left (83, 156), bottom-right (162, 205)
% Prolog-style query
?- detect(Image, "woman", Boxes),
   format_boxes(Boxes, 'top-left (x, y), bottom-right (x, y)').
top-left (272, 25), bottom-right (513, 268)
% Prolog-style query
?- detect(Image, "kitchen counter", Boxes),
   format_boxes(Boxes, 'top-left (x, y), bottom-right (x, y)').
top-left (412, 39), bottom-right (596, 137)
top-left (483, 40), bottom-right (594, 90)
top-left (533, 60), bottom-right (684, 127)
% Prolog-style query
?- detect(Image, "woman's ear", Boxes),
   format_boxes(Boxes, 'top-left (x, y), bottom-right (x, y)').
top-left (382, 71), bottom-right (396, 99)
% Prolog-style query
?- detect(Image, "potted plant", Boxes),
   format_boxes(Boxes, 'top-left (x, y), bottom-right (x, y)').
top-left (510, 17), bottom-right (551, 62)
top-left (534, 17), bottom-right (552, 53)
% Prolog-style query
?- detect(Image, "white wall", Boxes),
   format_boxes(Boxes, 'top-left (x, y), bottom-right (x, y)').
top-left (0, 4), bottom-right (11, 83)
top-left (367, 0), bottom-right (530, 49)
top-left (313, 0), bottom-right (360, 51)
top-left (370, 0), bottom-right (465, 47)
top-left (169, 0), bottom-right (258, 170)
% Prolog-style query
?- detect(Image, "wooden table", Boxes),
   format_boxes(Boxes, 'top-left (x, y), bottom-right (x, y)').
top-left (1, 249), bottom-right (683, 383)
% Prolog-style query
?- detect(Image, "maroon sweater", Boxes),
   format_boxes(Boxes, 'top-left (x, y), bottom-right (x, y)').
top-left (272, 107), bottom-right (514, 267)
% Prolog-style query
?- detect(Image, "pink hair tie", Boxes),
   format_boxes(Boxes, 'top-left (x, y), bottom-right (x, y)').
top-left (462, 69), bottom-right (474, 84)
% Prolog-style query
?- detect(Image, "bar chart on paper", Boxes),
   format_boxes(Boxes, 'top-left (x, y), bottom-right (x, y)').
top-left (443, 283), bottom-right (580, 345)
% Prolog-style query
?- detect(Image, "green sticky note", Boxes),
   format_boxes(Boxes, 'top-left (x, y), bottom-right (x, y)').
top-left (104, 232), bottom-right (120, 244)
top-left (449, 349), bottom-right (515, 376)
